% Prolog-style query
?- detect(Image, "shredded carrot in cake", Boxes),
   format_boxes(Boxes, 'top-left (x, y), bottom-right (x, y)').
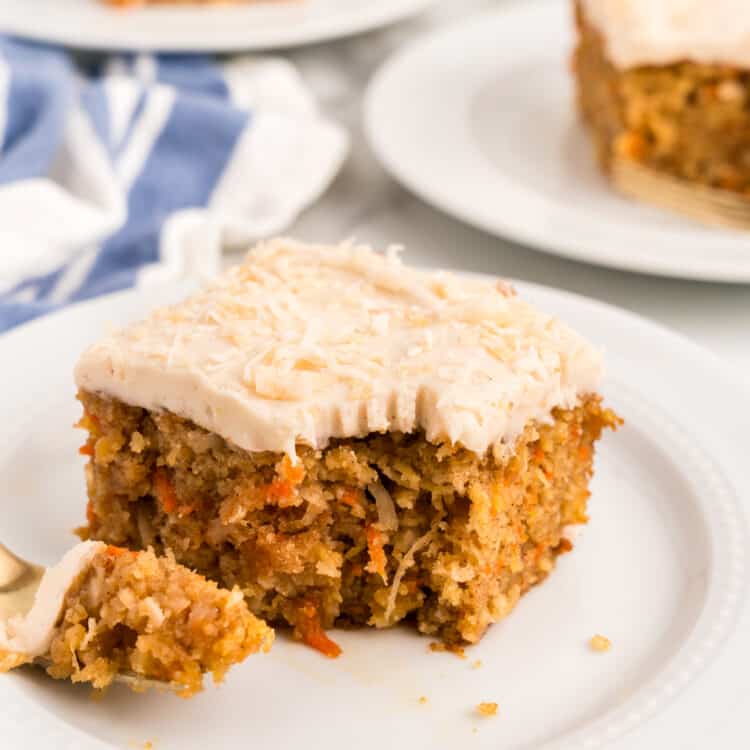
top-left (365, 525), bottom-right (388, 583)
top-left (154, 469), bottom-right (178, 514)
top-left (265, 479), bottom-right (295, 502)
top-left (295, 601), bottom-right (342, 659)
top-left (557, 538), bottom-right (574, 554)
top-left (75, 413), bottom-right (100, 434)
top-left (340, 488), bottom-right (362, 507)
top-left (79, 443), bottom-right (95, 456)
top-left (279, 455), bottom-right (305, 485)
top-left (263, 457), bottom-right (305, 505)
top-left (105, 545), bottom-right (136, 559)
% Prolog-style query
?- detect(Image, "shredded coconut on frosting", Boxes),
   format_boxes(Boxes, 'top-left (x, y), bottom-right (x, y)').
top-left (75, 238), bottom-right (603, 459)
top-left (580, 0), bottom-right (750, 69)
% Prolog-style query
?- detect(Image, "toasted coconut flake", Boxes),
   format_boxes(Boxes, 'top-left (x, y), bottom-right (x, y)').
top-left (385, 526), bottom-right (437, 622)
top-left (368, 482), bottom-right (399, 531)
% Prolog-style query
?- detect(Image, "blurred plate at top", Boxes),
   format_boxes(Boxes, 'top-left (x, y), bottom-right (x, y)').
top-left (365, 0), bottom-right (750, 283)
top-left (0, 0), bottom-right (436, 52)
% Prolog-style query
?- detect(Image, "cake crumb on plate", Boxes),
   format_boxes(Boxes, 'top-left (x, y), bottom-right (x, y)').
top-left (418, 696), bottom-right (428, 705)
top-left (430, 642), bottom-right (466, 659)
top-left (590, 634), bottom-right (612, 652)
top-left (477, 702), bottom-right (498, 717)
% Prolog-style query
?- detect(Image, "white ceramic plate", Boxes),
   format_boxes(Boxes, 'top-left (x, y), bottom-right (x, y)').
top-left (365, 0), bottom-right (750, 282)
top-left (1, 280), bottom-right (750, 749)
top-left (0, 0), bottom-right (435, 52)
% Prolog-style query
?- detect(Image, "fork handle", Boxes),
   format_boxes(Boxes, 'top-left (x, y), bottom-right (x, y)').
top-left (0, 544), bottom-right (32, 590)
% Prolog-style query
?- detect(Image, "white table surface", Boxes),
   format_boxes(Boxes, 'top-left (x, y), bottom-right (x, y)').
top-left (266, 0), bottom-right (750, 384)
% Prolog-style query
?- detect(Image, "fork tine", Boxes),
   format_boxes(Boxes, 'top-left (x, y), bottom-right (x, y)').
top-left (33, 656), bottom-right (185, 693)
top-left (612, 158), bottom-right (750, 230)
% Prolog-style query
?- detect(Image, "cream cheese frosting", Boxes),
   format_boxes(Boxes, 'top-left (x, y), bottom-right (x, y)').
top-left (0, 541), bottom-right (104, 658)
top-left (580, 0), bottom-right (750, 69)
top-left (75, 239), bottom-right (603, 460)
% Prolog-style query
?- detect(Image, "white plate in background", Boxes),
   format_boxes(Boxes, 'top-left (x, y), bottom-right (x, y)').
top-left (0, 278), bottom-right (748, 749)
top-left (365, 0), bottom-right (750, 282)
top-left (0, 0), bottom-right (436, 52)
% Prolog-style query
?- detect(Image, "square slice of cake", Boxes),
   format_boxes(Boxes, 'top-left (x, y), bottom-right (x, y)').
top-left (74, 239), bottom-right (619, 650)
top-left (574, 0), bottom-right (750, 194)
top-left (0, 542), bottom-right (273, 696)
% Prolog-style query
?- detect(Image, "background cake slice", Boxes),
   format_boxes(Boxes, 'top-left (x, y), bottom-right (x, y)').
top-left (574, 0), bottom-right (750, 195)
top-left (0, 541), bottom-right (273, 696)
top-left (75, 238), bottom-right (619, 649)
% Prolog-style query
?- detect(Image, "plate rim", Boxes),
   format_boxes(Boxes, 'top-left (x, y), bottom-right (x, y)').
top-left (364, 0), bottom-right (750, 284)
top-left (0, 0), bottom-right (437, 52)
top-left (1, 279), bottom-right (749, 749)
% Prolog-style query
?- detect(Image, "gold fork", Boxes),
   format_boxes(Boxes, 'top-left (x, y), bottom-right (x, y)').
top-left (0, 542), bottom-right (175, 691)
top-left (612, 158), bottom-right (750, 231)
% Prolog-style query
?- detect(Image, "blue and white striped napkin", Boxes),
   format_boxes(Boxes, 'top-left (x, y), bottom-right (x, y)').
top-left (0, 38), bottom-right (348, 332)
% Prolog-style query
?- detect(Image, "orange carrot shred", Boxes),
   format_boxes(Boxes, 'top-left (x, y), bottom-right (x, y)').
top-left (340, 488), bottom-right (362, 507)
top-left (295, 601), bottom-right (342, 659)
top-left (365, 525), bottom-right (388, 582)
top-left (279, 455), bottom-right (305, 485)
top-left (79, 444), bottom-right (95, 456)
top-left (558, 538), bottom-right (574, 554)
top-left (154, 469), bottom-right (178, 513)
top-left (265, 479), bottom-right (293, 502)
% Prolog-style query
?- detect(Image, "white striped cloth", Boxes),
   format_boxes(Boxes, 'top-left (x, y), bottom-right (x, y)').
top-left (0, 38), bottom-right (348, 331)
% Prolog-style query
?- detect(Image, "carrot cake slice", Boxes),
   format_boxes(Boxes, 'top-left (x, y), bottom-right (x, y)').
top-left (74, 238), bottom-right (619, 650)
top-left (0, 542), bottom-right (272, 696)
top-left (573, 0), bottom-right (750, 194)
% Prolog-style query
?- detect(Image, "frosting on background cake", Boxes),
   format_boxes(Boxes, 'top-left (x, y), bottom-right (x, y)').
top-left (579, 0), bottom-right (750, 69)
top-left (75, 239), bottom-right (603, 459)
